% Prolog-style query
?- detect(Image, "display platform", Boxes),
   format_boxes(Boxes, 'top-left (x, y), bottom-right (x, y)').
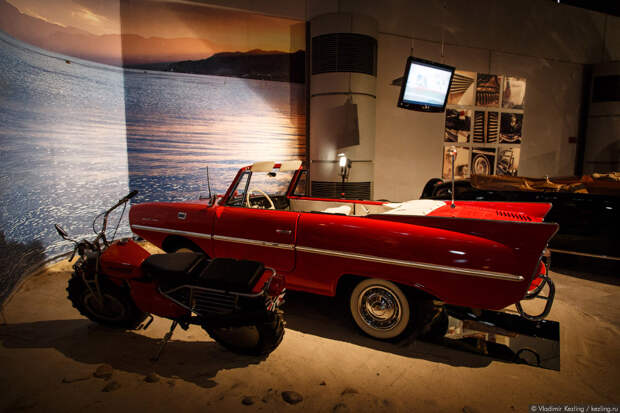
top-left (441, 306), bottom-right (560, 371)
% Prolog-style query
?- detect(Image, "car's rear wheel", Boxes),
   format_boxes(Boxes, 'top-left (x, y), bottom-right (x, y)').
top-left (349, 278), bottom-right (411, 340)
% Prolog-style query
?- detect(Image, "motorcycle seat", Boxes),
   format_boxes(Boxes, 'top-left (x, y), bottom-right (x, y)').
top-left (197, 258), bottom-right (265, 293)
top-left (142, 252), bottom-right (205, 280)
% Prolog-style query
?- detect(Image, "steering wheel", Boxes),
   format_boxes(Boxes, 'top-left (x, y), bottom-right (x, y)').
top-left (245, 187), bottom-right (276, 210)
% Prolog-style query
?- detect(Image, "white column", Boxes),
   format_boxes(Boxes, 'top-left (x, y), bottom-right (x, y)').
top-left (309, 13), bottom-right (378, 197)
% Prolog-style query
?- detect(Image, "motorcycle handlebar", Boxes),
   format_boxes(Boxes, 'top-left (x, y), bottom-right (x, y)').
top-left (98, 190), bottom-right (139, 243)
top-left (106, 190), bottom-right (138, 215)
top-left (125, 190), bottom-right (139, 201)
top-left (56, 190), bottom-right (138, 257)
top-left (110, 190), bottom-right (138, 211)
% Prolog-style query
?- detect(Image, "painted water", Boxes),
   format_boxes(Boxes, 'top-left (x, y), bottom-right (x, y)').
top-left (0, 31), bottom-right (306, 302)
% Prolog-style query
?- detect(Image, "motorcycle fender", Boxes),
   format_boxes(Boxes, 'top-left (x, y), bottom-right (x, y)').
top-left (100, 239), bottom-right (150, 280)
top-left (128, 281), bottom-right (188, 319)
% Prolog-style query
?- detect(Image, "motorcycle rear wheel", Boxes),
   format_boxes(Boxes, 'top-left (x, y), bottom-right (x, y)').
top-left (67, 276), bottom-right (147, 329)
top-left (204, 313), bottom-right (284, 356)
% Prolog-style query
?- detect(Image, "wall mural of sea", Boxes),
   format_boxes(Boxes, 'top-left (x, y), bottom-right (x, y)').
top-left (0, 30), bottom-right (306, 304)
top-left (124, 61), bottom-right (306, 204)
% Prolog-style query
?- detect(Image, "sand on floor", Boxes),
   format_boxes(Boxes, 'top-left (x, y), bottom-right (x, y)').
top-left (0, 250), bottom-right (618, 412)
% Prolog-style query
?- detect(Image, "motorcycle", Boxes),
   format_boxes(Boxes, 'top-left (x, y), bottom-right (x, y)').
top-left (54, 190), bottom-right (286, 357)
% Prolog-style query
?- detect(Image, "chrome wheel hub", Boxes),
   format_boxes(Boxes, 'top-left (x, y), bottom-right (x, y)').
top-left (358, 286), bottom-right (402, 331)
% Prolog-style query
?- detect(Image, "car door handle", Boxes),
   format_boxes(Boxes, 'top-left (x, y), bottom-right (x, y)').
top-left (275, 229), bottom-right (292, 235)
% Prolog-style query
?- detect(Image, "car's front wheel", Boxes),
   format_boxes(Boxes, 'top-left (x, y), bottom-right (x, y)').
top-left (349, 278), bottom-right (411, 340)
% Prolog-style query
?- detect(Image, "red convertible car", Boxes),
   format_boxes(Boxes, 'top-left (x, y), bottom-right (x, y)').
top-left (130, 161), bottom-right (558, 340)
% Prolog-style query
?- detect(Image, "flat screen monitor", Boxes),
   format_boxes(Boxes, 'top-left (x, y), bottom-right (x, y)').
top-left (397, 57), bottom-right (455, 112)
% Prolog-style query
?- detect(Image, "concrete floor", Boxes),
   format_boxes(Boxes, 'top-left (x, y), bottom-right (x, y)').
top-left (0, 255), bottom-right (618, 412)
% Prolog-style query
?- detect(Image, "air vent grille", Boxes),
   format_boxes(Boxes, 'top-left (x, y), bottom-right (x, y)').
top-left (496, 210), bottom-right (532, 221)
top-left (311, 33), bottom-right (377, 76)
top-left (311, 181), bottom-right (371, 200)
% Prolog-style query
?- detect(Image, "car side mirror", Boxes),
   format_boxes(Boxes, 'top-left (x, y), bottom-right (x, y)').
top-left (54, 224), bottom-right (69, 239)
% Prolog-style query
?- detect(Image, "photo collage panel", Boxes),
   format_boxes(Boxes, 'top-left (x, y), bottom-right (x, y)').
top-left (444, 71), bottom-right (525, 178)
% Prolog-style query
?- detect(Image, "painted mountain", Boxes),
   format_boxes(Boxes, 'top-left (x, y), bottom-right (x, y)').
top-left (129, 49), bottom-right (306, 83)
top-left (0, 1), bottom-right (216, 65)
top-left (0, 0), bottom-right (305, 81)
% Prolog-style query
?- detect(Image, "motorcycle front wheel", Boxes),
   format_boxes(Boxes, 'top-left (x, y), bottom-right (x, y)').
top-left (204, 313), bottom-right (284, 356)
top-left (67, 276), bottom-right (147, 329)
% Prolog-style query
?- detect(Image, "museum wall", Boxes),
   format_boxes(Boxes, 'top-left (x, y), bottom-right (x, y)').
top-left (373, 35), bottom-right (585, 200)
top-left (301, 0), bottom-right (616, 200)
top-left (211, 0), bottom-right (619, 192)
top-left (583, 61), bottom-right (620, 174)
top-left (604, 16), bottom-right (620, 62)
top-left (224, 0), bottom-right (617, 200)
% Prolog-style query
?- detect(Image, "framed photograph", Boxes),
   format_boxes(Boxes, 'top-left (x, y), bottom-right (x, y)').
top-left (486, 111), bottom-right (499, 143)
top-left (440, 69), bottom-right (525, 179)
top-left (448, 70), bottom-right (476, 106)
top-left (500, 112), bottom-right (523, 143)
top-left (476, 74), bottom-right (502, 107)
top-left (502, 77), bottom-right (526, 109)
top-left (471, 147), bottom-right (496, 176)
top-left (445, 109), bottom-right (472, 143)
top-left (443, 146), bottom-right (471, 179)
top-left (497, 146), bottom-right (520, 176)
top-left (472, 111), bottom-right (499, 143)
top-left (473, 111), bottom-right (484, 143)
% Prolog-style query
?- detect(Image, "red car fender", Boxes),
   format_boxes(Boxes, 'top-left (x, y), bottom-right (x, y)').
top-left (292, 212), bottom-right (555, 310)
top-left (129, 201), bottom-right (216, 255)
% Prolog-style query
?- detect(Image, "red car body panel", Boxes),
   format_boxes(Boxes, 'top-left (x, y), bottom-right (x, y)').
top-left (213, 207), bottom-right (299, 272)
top-left (129, 165), bottom-right (559, 311)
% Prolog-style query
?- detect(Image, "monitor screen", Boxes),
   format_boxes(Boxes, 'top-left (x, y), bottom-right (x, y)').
top-left (397, 57), bottom-right (455, 112)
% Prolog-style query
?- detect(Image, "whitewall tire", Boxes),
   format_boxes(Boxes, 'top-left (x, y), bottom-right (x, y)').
top-left (349, 278), bottom-right (411, 340)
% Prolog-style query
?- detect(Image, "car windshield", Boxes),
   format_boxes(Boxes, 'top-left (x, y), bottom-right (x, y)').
top-left (226, 170), bottom-right (295, 207)
top-left (252, 171), bottom-right (294, 194)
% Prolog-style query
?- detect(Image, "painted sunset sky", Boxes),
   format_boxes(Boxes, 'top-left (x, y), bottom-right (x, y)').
top-left (0, 0), bottom-right (305, 65)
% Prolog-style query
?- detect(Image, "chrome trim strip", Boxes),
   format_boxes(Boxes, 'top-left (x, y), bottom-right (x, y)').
top-left (132, 224), bottom-right (523, 281)
top-left (213, 235), bottom-right (295, 251)
top-left (295, 245), bottom-right (524, 282)
top-left (549, 248), bottom-right (620, 261)
top-left (131, 225), bottom-right (295, 251)
top-left (131, 224), bottom-right (212, 240)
